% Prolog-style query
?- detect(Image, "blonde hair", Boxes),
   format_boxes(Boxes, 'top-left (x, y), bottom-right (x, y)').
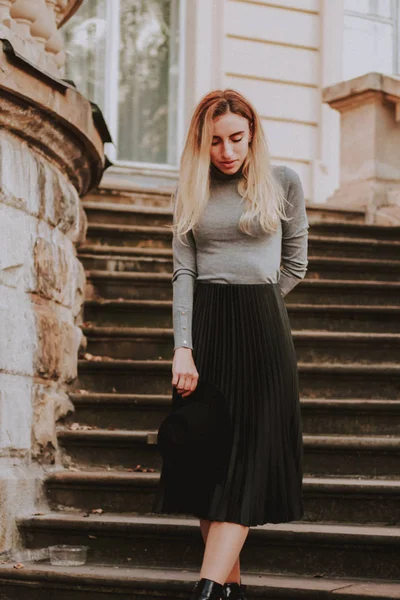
top-left (172, 89), bottom-right (289, 242)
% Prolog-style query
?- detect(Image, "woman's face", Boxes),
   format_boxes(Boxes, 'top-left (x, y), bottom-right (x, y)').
top-left (210, 112), bottom-right (252, 174)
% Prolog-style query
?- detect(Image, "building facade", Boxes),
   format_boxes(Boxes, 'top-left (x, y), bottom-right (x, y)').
top-left (1, 0), bottom-right (400, 557)
top-left (63, 0), bottom-right (400, 206)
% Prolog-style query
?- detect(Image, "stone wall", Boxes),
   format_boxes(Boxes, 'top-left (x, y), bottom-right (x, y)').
top-left (0, 128), bottom-right (89, 552)
top-left (0, 0), bottom-right (106, 553)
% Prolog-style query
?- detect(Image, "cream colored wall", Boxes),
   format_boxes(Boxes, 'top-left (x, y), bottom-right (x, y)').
top-left (186, 0), bottom-right (344, 204)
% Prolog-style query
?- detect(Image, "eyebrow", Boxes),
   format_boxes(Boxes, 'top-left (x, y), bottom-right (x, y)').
top-left (212, 131), bottom-right (245, 139)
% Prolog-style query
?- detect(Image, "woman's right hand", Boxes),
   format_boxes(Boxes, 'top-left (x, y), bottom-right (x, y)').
top-left (172, 347), bottom-right (199, 398)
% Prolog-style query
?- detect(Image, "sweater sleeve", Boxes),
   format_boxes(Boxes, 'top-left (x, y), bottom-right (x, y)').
top-left (278, 167), bottom-right (309, 297)
top-left (171, 188), bottom-right (198, 351)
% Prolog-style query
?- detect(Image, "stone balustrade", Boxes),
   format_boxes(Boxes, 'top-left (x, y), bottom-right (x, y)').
top-left (323, 72), bottom-right (400, 225)
top-left (0, 0), bottom-right (82, 75)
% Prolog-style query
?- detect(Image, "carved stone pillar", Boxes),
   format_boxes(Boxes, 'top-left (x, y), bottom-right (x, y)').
top-left (323, 72), bottom-right (400, 224)
top-left (1, 0), bottom-right (82, 75)
top-left (0, 35), bottom-right (108, 553)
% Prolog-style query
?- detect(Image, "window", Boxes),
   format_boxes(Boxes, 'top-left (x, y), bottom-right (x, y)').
top-left (343, 0), bottom-right (398, 79)
top-left (62, 0), bottom-right (182, 166)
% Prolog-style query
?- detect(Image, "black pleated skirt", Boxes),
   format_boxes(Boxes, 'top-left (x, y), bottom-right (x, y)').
top-left (153, 281), bottom-right (304, 527)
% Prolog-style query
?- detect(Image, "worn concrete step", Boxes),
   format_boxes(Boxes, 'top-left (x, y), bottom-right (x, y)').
top-left (307, 234), bottom-right (400, 259)
top-left (1, 564), bottom-right (399, 600)
top-left (83, 298), bottom-right (172, 328)
top-left (56, 426), bottom-right (400, 478)
top-left (287, 304), bottom-right (400, 334)
top-left (85, 272), bottom-right (400, 304)
top-left (67, 392), bottom-right (170, 430)
top-left (79, 251), bottom-right (173, 274)
top-left (18, 512), bottom-right (400, 579)
top-left (301, 399), bottom-right (400, 436)
top-left (72, 358), bottom-right (400, 399)
top-left (306, 203), bottom-right (366, 224)
top-left (57, 427), bottom-right (160, 470)
top-left (82, 326), bottom-right (400, 364)
top-left (66, 393), bottom-right (400, 437)
top-left (82, 201), bottom-right (172, 227)
top-left (83, 221), bottom-right (400, 253)
top-left (308, 222), bottom-right (400, 241)
top-left (288, 279), bottom-right (400, 306)
top-left (83, 223), bottom-right (171, 249)
top-left (79, 233), bottom-right (400, 267)
top-left (83, 299), bottom-right (400, 333)
top-left (81, 250), bottom-right (400, 282)
top-left (85, 183), bottom-right (173, 208)
top-left (45, 469), bottom-right (400, 525)
top-left (306, 256), bottom-right (400, 282)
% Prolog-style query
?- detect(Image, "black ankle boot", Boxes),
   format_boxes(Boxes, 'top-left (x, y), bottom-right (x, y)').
top-left (191, 578), bottom-right (224, 600)
top-left (223, 582), bottom-right (247, 600)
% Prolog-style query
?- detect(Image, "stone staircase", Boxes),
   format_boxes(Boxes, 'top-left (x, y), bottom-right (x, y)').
top-left (1, 185), bottom-right (400, 599)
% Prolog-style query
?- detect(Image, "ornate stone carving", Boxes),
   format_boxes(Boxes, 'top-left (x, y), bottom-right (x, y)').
top-left (2, 0), bottom-right (82, 73)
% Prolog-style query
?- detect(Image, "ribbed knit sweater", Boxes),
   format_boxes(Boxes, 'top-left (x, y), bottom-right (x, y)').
top-left (172, 163), bottom-right (309, 351)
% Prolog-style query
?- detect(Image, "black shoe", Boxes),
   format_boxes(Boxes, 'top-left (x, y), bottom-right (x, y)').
top-left (191, 578), bottom-right (224, 600)
top-left (223, 582), bottom-right (247, 600)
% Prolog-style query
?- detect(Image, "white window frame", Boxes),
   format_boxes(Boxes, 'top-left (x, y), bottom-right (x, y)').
top-left (101, 0), bottom-right (186, 170)
top-left (344, 0), bottom-right (399, 74)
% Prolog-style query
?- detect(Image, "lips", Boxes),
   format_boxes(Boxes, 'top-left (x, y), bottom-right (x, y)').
top-left (221, 160), bottom-right (237, 167)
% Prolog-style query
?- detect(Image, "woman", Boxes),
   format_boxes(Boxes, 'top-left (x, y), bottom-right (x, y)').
top-left (153, 89), bottom-right (309, 600)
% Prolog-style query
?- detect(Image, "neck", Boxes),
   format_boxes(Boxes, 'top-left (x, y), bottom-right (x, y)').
top-left (210, 161), bottom-right (244, 181)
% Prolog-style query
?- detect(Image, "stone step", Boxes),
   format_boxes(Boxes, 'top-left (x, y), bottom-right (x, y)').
top-left (45, 469), bottom-right (400, 525)
top-left (306, 203), bottom-right (366, 224)
top-left (82, 201), bottom-right (172, 227)
top-left (287, 304), bottom-right (400, 334)
top-left (72, 358), bottom-right (400, 399)
top-left (67, 392), bottom-right (170, 430)
top-left (306, 257), bottom-right (400, 282)
top-left (307, 234), bottom-right (400, 259)
top-left (288, 279), bottom-right (400, 306)
top-left (300, 399), bottom-right (400, 436)
top-left (79, 235), bottom-right (400, 264)
top-left (82, 220), bottom-right (400, 252)
top-left (85, 271), bottom-right (400, 305)
top-left (56, 426), bottom-right (400, 478)
top-left (82, 326), bottom-right (400, 364)
top-left (1, 564), bottom-right (399, 600)
top-left (308, 222), bottom-right (400, 241)
top-left (66, 392), bottom-right (400, 437)
top-left (83, 299), bottom-right (400, 333)
top-left (17, 512), bottom-right (400, 580)
top-left (80, 250), bottom-right (400, 282)
top-left (85, 184), bottom-right (173, 208)
top-left (83, 223), bottom-right (171, 249)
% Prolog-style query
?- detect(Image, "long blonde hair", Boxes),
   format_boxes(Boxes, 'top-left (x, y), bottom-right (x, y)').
top-left (172, 89), bottom-right (289, 241)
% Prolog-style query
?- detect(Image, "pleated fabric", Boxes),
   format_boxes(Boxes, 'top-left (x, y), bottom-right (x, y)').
top-left (153, 281), bottom-right (304, 527)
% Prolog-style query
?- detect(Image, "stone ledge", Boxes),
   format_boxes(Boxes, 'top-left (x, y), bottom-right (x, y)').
top-left (0, 41), bottom-right (107, 197)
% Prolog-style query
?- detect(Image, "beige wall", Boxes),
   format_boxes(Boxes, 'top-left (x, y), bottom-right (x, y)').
top-left (186, 0), bottom-right (344, 205)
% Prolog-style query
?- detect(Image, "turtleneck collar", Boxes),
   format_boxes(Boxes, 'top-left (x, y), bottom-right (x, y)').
top-left (209, 161), bottom-right (244, 182)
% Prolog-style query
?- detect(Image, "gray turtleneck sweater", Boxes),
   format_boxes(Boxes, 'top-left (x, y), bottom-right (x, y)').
top-left (172, 164), bottom-right (309, 351)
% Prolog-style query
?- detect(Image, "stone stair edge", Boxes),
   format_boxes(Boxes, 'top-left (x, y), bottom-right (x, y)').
top-left (55, 426), bottom-right (400, 450)
top-left (0, 563), bottom-right (399, 600)
top-left (82, 201), bottom-right (173, 215)
top-left (82, 298), bottom-right (400, 312)
top-left (45, 469), bottom-right (400, 492)
top-left (67, 392), bottom-right (400, 412)
top-left (81, 324), bottom-right (400, 341)
top-left (85, 271), bottom-right (400, 287)
top-left (16, 511), bottom-right (400, 541)
top-left (76, 357), bottom-right (400, 373)
top-left (79, 246), bottom-right (400, 268)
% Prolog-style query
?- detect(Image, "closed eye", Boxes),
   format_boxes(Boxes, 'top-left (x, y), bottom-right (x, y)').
top-left (212, 137), bottom-right (243, 146)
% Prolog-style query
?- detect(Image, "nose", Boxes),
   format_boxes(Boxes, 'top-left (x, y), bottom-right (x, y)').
top-left (221, 142), bottom-right (234, 159)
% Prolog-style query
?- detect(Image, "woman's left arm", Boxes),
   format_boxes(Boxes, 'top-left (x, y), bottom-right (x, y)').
top-left (278, 167), bottom-right (309, 297)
